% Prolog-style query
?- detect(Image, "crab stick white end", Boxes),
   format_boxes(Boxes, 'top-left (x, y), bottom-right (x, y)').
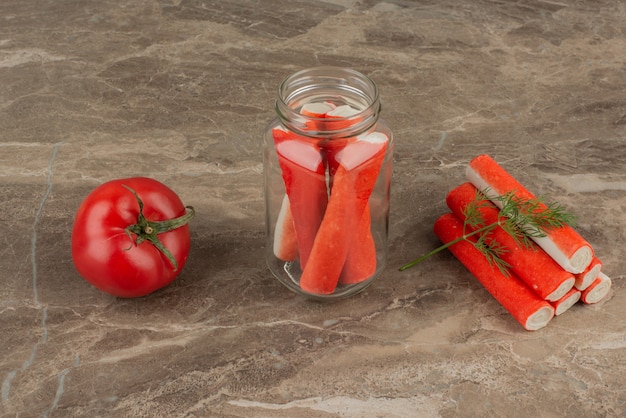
top-left (580, 272), bottom-right (612, 304)
top-left (551, 288), bottom-right (581, 316)
top-left (525, 307), bottom-right (556, 331)
top-left (575, 257), bottom-right (603, 291)
top-left (273, 195), bottom-right (298, 261)
top-left (275, 140), bottom-right (324, 172)
top-left (544, 276), bottom-right (576, 302)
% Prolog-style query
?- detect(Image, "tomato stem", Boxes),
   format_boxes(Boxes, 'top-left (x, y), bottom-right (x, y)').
top-left (123, 185), bottom-right (195, 270)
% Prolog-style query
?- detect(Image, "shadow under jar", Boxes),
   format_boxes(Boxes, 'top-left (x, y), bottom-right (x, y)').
top-left (264, 66), bottom-right (394, 300)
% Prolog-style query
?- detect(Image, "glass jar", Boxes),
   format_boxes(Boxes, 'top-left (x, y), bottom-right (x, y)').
top-left (263, 67), bottom-right (394, 299)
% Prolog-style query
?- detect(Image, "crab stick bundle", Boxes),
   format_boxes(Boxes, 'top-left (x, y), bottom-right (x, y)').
top-left (274, 135), bottom-right (328, 270)
top-left (466, 154), bottom-right (594, 274)
top-left (434, 213), bottom-right (554, 331)
top-left (446, 182), bottom-right (575, 301)
top-left (580, 272), bottom-right (612, 304)
top-left (574, 256), bottom-right (603, 291)
top-left (550, 287), bottom-right (581, 315)
top-left (300, 132), bottom-right (388, 294)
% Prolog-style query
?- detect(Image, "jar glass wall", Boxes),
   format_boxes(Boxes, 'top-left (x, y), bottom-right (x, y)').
top-left (264, 67), bottom-right (394, 299)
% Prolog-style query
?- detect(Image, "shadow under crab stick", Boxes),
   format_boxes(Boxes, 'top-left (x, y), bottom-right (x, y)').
top-left (302, 103), bottom-right (378, 286)
top-left (272, 194), bottom-right (298, 261)
top-left (300, 132), bottom-right (388, 294)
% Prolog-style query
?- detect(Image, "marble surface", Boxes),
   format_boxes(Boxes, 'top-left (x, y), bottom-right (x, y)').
top-left (1, 0), bottom-right (625, 416)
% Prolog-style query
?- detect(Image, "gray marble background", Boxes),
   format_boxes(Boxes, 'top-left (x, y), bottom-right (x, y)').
top-left (1, 0), bottom-right (625, 417)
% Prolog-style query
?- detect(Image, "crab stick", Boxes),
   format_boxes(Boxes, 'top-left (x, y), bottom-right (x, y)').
top-left (550, 287), bottom-right (581, 316)
top-left (302, 102), bottom-right (376, 286)
top-left (446, 182), bottom-right (575, 301)
top-left (324, 105), bottom-right (376, 285)
top-left (574, 256), bottom-right (602, 291)
top-left (302, 103), bottom-right (361, 135)
top-left (300, 132), bottom-right (388, 294)
top-left (274, 135), bottom-right (328, 270)
top-left (466, 154), bottom-right (594, 274)
top-left (272, 195), bottom-right (298, 261)
top-left (434, 212), bottom-right (555, 331)
top-left (580, 272), bottom-right (612, 304)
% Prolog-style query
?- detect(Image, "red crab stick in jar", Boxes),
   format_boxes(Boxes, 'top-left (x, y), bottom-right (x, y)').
top-left (580, 272), bottom-right (612, 304)
top-left (446, 182), bottom-right (575, 301)
top-left (466, 154), bottom-right (594, 274)
top-left (300, 132), bottom-right (388, 294)
top-left (434, 213), bottom-right (555, 331)
top-left (302, 103), bottom-right (377, 286)
top-left (274, 132), bottom-right (328, 270)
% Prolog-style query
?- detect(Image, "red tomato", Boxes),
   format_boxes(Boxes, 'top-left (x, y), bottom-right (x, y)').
top-left (71, 177), bottom-right (194, 298)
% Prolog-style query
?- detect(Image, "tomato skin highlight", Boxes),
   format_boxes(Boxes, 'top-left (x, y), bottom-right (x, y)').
top-left (71, 177), bottom-right (192, 298)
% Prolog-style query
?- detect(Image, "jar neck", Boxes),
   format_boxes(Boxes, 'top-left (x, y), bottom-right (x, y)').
top-left (275, 67), bottom-right (381, 139)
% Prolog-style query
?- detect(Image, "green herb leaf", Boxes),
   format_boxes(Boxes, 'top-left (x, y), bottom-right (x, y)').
top-left (399, 188), bottom-right (576, 273)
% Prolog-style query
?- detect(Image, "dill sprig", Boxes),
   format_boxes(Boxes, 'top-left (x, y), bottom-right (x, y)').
top-left (398, 188), bottom-right (576, 273)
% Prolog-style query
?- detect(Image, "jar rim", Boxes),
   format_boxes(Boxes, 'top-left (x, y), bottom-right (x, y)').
top-left (275, 66), bottom-right (381, 139)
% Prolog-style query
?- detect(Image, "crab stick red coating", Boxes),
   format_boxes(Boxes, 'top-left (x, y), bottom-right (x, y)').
top-left (339, 205), bottom-right (377, 285)
top-left (274, 134), bottom-right (328, 270)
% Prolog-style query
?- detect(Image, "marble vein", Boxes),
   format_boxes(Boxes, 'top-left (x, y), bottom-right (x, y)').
top-left (2, 144), bottom-right (60, 403)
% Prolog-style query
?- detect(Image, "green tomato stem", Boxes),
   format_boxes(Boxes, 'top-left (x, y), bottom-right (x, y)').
top-left (123, 185), bottom-right (195, 271)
